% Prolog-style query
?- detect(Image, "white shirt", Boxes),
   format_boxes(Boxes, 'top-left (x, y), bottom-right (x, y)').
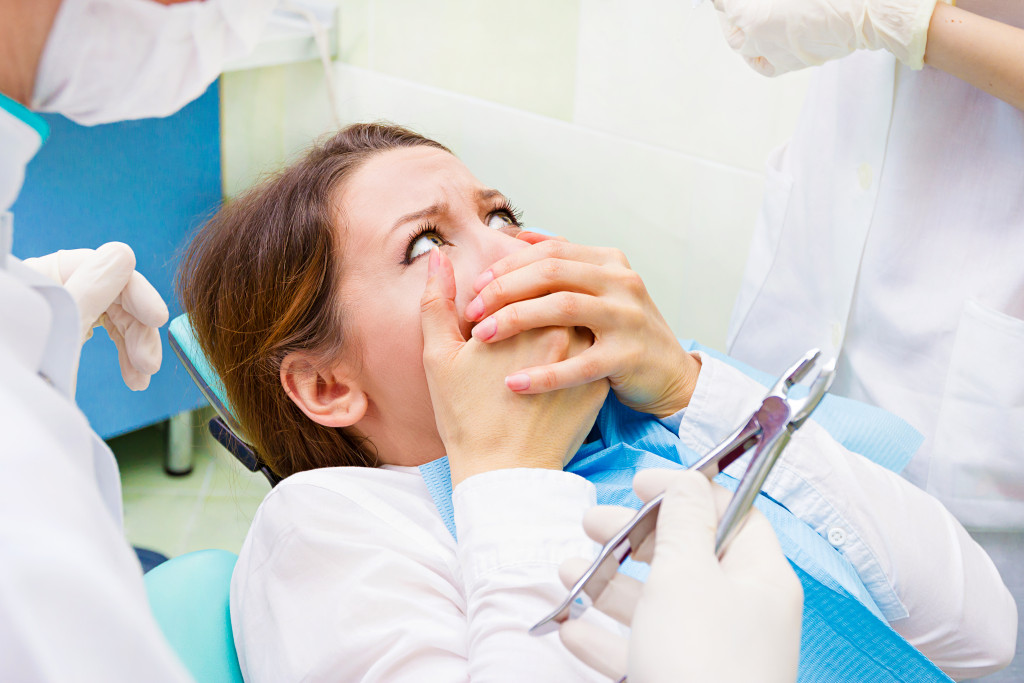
top-left (0, 104), bottom-right (190, 682)
top-left (726, 1), bottom-right (1024, 531)
top-left (231, 355), bottom-right (1016, 682)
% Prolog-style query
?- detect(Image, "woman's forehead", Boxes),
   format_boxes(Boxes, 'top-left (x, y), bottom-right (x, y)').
top-left (339, 146), bottom-right (484, 225)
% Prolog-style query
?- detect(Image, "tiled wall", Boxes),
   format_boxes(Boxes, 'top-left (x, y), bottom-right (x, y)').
top-left (221, 0), bottom-right (812, 348)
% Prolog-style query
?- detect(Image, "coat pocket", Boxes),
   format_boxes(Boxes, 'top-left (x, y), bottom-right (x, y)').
top-left (928, 299), bottom-right (1024, 530)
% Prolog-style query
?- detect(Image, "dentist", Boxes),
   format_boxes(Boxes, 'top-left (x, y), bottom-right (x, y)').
top-left (715, 0), bottom-right (1024, 676)
top-left (0, 0), bottom-right (273, 679)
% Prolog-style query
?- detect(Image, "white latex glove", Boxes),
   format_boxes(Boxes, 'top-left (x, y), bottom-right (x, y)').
top-left (713, 0), bottom-right (943, 76)
top-left (558, 469), bottom-right (803, 683)
top-left (23, 242), bottom-right (169, 391)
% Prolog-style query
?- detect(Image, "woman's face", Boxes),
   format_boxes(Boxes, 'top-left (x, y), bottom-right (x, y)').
top-left (335, 146), bottom-right (529, 466)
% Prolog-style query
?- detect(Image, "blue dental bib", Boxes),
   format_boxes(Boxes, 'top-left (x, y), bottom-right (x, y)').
top-left (420, 341), bottom-right (951, 682)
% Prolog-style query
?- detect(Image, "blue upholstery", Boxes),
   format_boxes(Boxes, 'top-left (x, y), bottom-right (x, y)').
top-left (168, 315), bottom-right (235, 426)
top-left (144, 549), bottom-right (243, 683)
top-left (11, 84), bottom-right (220, 438)
top-left (168, 314), bottom-right (280, 486)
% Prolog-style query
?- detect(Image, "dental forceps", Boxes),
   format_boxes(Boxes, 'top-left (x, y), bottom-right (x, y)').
top-left (530, 349), bottom-right (836, 638)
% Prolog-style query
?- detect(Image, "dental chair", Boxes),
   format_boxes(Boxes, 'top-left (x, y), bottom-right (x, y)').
top-left (145, 549), bottom-right (243, 683)
top-left (142, 316), bottom-right (282, 682)
top-left (167, 315), bottom-right (281, 487)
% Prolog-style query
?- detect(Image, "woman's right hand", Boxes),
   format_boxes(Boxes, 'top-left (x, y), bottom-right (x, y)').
top-left (420, 247), bottom-right (608, 486)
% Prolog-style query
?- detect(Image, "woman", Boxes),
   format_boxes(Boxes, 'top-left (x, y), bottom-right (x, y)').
top-left (178, 123), bottom-right (1014, 681)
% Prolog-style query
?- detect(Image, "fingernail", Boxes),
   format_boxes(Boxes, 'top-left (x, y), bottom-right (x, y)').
top-left (505, 373), bottom-right (530, 391)
top-left (465, 297), bottom-right (484, 321)
top-left (472, 316), bottom-right (497, 341)
top-left (428, 246), bottom-right (439, 277)
top-left (473, 269), bottom-right (494, 292)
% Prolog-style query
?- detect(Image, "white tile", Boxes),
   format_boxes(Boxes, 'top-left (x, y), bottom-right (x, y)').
top-left (574, 0), bottom-right (811, 172)
top-left (338, 0), bottom-right (372, 67)
top-left (364, 0), bottom-right (581, 120)
top-left (331, 65), bottom-right (766, 346)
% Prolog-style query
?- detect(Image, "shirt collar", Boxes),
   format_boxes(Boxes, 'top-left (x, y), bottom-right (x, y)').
top-left (0, 91), bottom-right (49, 143)
top-left (0, 93), bottom-right (48, 266)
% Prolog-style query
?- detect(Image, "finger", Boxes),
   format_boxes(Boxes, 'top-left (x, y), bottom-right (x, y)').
top-left (559, 557), bottom-right (645, 628)
top-left (647, 471), bottom-right (720, 573)
top-left (559, 556), bottom-right (617, 605)
top-left (420, 247), bottom-right (464, 354)
top-left (124, 321), bottom-right (163, 377)
top-left (473, 240), bottom-right (628, 293)
top-left (717, 507), bottom-right (792, 584)
top-left (632, 468), bottom-right (674, 503)
top-left (515, 230), bottom-right (568, 245)
top-left (718, 13), bottom-right (746, 50)
top-left (120, 270), bottom-right (170, 328)
top-left (105, 303), bottom-right (162, 376)
top-left (558, 620), bottom-right (629, 681)
top-left (744, 55), bottom-right (777, 76)
top-left (505, 348), bottom-right (611, 394)
top-left (632, 468), bottom-right (732, 511)
top-left (472, 292), bottom-right (610, 343)
top-left (102, 314), bottom-right (150, 391)
top-left (62, 243), bottom-right (135, 339)
top-left (582, 505), bottom-right (640, 545)
top-left (466, 258), bottom-right (608, 323)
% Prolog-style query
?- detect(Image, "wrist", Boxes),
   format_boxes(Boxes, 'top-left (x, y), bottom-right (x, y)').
top-left (865, 0), bottom-right (941, 68)
top-left (653, 352), bottom-right (702, 418)
top-left (448, 445), bottom-right (565, 486)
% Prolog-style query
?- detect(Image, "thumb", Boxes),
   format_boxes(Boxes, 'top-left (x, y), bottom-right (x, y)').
top-left (646, 471), bottom-right (721, 581)
top-left (420, 247), bottom-right (464, 353)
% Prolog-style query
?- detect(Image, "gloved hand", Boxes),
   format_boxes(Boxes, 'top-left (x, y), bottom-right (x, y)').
top-left (23, 242), bottom-right (169, 391)
top-left (713, 0), bottom-right (943, 76)
top-left (558, 469), bottom-right (803, 683)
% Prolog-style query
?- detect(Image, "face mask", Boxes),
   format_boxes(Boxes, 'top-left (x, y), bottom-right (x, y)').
top-left (31, 0), bottom-right (275, 126)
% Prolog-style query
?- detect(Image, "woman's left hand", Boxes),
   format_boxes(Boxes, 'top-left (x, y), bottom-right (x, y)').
top-left (465, 232), bottom-right (701, 417)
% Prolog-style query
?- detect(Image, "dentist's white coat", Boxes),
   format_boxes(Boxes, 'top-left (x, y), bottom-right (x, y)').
top-left (727, 10), bottom-right (1024, 531)
top-left (727, 6), bottom-right (1024, 677)
top-left (0, 1), bottom-right (276, 678)
top-left (0, 104), bottom-right (192, 682)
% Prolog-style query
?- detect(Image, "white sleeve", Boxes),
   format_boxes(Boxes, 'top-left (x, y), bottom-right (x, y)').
top-left (677, 353), bottom-right (1017, 679)
top-left (231, 470), bottom-right (606, 683)
top-left (0, 370), bottom-right (191, 682)
top-left (453, 469), bottom-right (604, 681)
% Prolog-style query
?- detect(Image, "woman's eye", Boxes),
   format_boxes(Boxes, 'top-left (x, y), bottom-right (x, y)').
top-left (487, 211), bottom-right (516, 230)
top-left (408, 231), bottom-right (446, 260)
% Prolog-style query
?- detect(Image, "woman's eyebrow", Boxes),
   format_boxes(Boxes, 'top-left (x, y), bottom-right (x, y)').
top-left (389, 202), bottom-right (449, 233)
top-left (477, 189), bottom-right (504, 202)
top-left (387, 190), bottom-right (505, 234)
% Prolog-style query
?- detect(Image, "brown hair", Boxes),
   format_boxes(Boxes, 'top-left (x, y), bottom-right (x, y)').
top-left (178, 122), bottom-right (450, 479)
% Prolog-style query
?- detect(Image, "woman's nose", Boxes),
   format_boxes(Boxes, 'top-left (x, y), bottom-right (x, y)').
top-left (452, 229), bottom-right (526, 325)
top-left (480, 226), bottom-right (529, 265)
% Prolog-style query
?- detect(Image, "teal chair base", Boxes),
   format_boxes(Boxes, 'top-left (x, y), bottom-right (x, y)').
top-left (144, 549), bottom-right (243, 683)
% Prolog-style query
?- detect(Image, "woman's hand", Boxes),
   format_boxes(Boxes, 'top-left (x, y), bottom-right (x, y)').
top-left (421, 247), bottom-right (609, 486)
top-left (464, 233), bottom-right (701, 418)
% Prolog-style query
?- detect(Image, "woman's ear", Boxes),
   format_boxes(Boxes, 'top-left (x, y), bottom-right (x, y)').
top-left (280, 352), bottom-right (368, 428)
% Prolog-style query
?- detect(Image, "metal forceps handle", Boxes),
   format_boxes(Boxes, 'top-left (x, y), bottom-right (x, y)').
top-left (529, 349), bottom-right (835, 639)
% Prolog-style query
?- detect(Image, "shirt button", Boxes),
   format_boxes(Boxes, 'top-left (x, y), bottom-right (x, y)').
top-left (828, 527), bottom-right (847, 547)
top-left (858, 163), bottom-right (873, 191)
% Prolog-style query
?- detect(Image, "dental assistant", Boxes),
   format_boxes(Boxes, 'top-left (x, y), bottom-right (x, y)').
top-left (0, 0), bottom-right (273, 679)
top-left (715, 0), bottom-right (1024, 675)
